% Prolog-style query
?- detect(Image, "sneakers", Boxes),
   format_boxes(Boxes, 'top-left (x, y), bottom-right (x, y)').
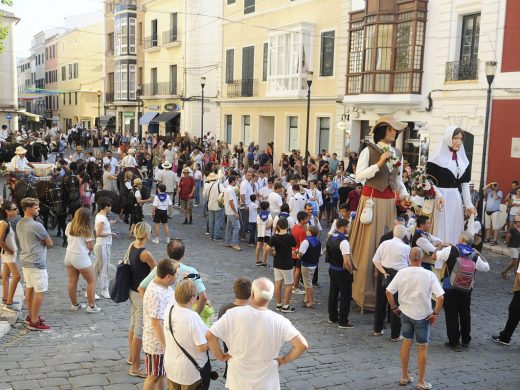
top-left (292, 288), bottom-right (305, 295)
top-left (87, 305), bottom-right (101, 313)
top-left (281, 305), bottom-right (296, 313)
top-left (27, 320), bottom-right (50, 331)
top-left (231, 245), bottom-right (241, 251)
top-left (490, 240), bottom-right (498, 246)
top-left (276, 304), bottom-right (283, 311)
top-left (338, 322), bottom-right (354, 329)
top-left (444, 342), bottom-right (461, 352)
top-left (100, 289), bottom-right (111, 299)
top-left (391, 336), bottom-right (404, 342)
top-left (70, 303), bottom-right (87, 311)
top-left (491, 335), bottom-right (510, 346)
top-left (256, 262), bottom-right (263, 266)
top-left (25, 315), bottom-right (45, 324)
top-left (85, 292), bottom-right (100, 300)
top-left (152, 238), bottom-right (160, 244)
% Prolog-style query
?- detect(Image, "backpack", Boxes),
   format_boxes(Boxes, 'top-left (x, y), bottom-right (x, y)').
top-left (449, 251), bottom-right (477, 292)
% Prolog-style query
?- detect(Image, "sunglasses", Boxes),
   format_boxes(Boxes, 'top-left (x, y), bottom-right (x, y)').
top-left (183, 273), bottom-right (201, 281)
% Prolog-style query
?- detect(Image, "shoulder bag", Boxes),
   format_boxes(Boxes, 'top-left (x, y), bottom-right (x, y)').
top-left (109, 243), bottom-right (133, 303)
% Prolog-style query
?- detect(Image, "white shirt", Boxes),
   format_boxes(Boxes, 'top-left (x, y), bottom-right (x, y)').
top-left (249, 202), bottom-right (258, 223)
top-left (259, 186), bottom-right (273, 201)
top-left (356, 142), bottom-right (408, 198)
top-left (240, 180), bottom-right (254, 208)
top-left (272, 215), bottom-right (296, 230)
top-left (434, 246), bottom-right (490, 272)
top-left (102, 156), bottom-right (118, 175)
top-left (95, 214), bottom-right (112, 245)
top-left (194, 170), bottom-right (202, 181)
top-left (387, 267), bottom-right (445, 320)
top-left (156, 170), bottom-right (177, 193)
top-left (205, 181), bottom-right (223, 212)
top-left (164, 149), bottom-right (175, 164)
top-left (257, 177), bottom-right (267, 191)
top-left (121, 155), bottom-right (137, 168)
top-left (307, 188), bottom-right (323, 206)
top-left (224, 186), bottom-right (238, 216)
top-left (257, 212), bottom-right (273, 237)
top-left (153, 193), bottom-right (173, 211)
top-left (164, 304), bottom-right (208, 385)
top-left (10, 155), bottom-right (30, 171)
top-left (307, 215), bottom-right (323, 231)
top-left (289, 193), bottom-right (307, 220)
top-left (143, 281), bottom-right (174, 355)
top-left (372, 237), bottom-right (410, 270)
top-left (267, 192), bottom-right (283, 214)
top-left (65, 224), bottom-right (93, 254)
top-left (210, 305), bottom-right (300, 390)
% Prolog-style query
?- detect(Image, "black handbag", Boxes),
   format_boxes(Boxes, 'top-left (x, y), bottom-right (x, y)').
top-left (109, 244), bottom-right (133, 303)
top-left (167, 306), bottom-right (215, 390)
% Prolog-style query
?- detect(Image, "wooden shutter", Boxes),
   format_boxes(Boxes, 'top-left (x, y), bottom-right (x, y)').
top-left (262, 42), bottom-right (268, 81)
top-left (226, 49), bottom-right (234, 83)
top-left (320, 31), bottom-right (335, 77)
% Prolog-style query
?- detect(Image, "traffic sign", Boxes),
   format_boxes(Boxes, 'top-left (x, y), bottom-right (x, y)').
top-left (6, 113), bottom-right (12, 120)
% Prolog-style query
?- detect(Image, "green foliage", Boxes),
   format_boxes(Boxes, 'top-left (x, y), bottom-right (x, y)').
top-left (0, 0), bottom-right (14, 53)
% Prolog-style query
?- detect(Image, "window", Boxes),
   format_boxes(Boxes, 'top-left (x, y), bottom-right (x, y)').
top-left (241, 46), bottom-right (255, 96)
top-left (318, 117), bottom-right (330, 151)
top-left (225, 49), bottom-right (234, 83)
top-left (244, 0), bottom-right (255, 14)
top-left (225, 115), bottom-right (232, 143)
top-left (320, 31), bottom-right (335, 76)
top-left (242, 115), bottom-right (252, 145)
top-left (151, 67), bottom-right (158, 95)
top-left (460, 14), bottom-right (480, 67)
top-left (73, 63), bottom-right (78, 79)
top-left (170, 13), bottom-right (178, 42)
top-left (63, 93), bottom-right (65, 105)
top-left (227, 0), bottom-right (235, 4)
top-left (267, 26), bottom-right (312, 95)
top-left (68, 93), bottom-right (71, 105)
top-left (45, 48), bottom-right (48, 60)
top-left (262, 42), bottom-right (268, 81)
top-left (75, 92), bottom-right (78, 105)
top-left (108, 72), bottom-right (114, 92)
top-left (121, 17), bottom-right (128, 54)
top-left (129, 18), bottom-right (136, 54)
top-left (108, 32), bottom-right (114, 53)
top-left (121, 64), bottom-right (128, 100)
top-left (151, 19), bottom-right (158, 46)
top-left (170, 65), bottom-right (177, 95)
top-left (288, 116), bottom-right (298, 151)
top-left (129, 64), bottom-right (136, 100)
top-left (68, 64), bottom-right (72, 79)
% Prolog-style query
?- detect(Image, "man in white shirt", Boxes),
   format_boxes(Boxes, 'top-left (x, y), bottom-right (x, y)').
top-left (372, 224), bottom-right (411, 339)
top-left (259, 177), bottom-right (274, 201)
top-left (204, 172), bottom-right (225, 241)
top-left (268, 183), bottom-right (284, 217)
top-left (288, 184), bottom-right (307, 220)
top-left (257, 171), bottom-right (267, 191)
top-left (10, 146), bottom-right (34, 177)
top-left (239, 170), bottom-right (254, 240)
top-left (386, 247), bottom-right (444, 390)
top-left (163, 143), bottom-right (175, 164)
top-left (156, 162), bottom-right (177, 217)
top-left (102, 150), bottom-right (118, 175)
top-left (121, 148), bottom-right (138, 168)
top-left (224, 175), bottom-right (241, 251)
top-left (0, 125), bottom-right (8, 143)
top-left (207, 277), bottom-right (308, 390)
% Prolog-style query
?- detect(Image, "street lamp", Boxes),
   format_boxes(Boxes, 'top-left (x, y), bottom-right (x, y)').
top-left (200, 76), bottom-right (206, 145)
top-left (478, 60), bottom-right (497, 218)
top-left (97, 90), bottom-right (101, 130)
top-left (304, 71), bottom-right (313, 166)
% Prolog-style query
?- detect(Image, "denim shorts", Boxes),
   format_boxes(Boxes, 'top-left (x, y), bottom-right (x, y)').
top-left (401, 313), bottom-right (430, 344)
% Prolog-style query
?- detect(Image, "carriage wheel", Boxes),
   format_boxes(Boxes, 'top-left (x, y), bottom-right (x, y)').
top-left (47, 213), bottom-right (58, 230)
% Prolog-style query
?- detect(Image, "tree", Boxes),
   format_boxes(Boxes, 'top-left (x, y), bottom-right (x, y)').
top-left (0, 0), bottom-right (14, 53)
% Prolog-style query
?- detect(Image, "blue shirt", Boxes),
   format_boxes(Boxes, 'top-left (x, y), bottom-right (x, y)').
top-left (139, 262), bottom-right (206, 294)
top-left (485, 189), bottom-right (503, 212)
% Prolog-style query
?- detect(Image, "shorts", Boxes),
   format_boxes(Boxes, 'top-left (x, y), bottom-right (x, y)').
top-left (256, 236), bottom-right (270, 243)
top-left (401, 313), bottom-right (430, 344)
top-left (131, 205), bottom-right (144, 224)
top-left (484, 211), bottom-right (500, 229)
top-left (145, 353), bottom-right (165, 377)
top-left (180, 199), bottom-right (194, 210)
top-left (1, 252), bottom-right (16, 264)
top-left (22, 268), bottom-right (48, 293)
top-left (129, 290), bottom-right (144, 338)
top-left (508, 247), bottom-right (519, 259)
top-left (153, 209), bottom-right (168, 224)
top-left (292, 258), bottom-right (302, 268)
top-left (274, 268), bottom-right (294, 285)
top-left (301, 266), bottom-right (317, 289)
top-left (64, 252), bottom-right (92, 270)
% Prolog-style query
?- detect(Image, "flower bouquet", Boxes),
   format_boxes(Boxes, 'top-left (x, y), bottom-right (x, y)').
top-left (381, 145), bottom-right (401, 171)
top-left (411, 169), bottom-right (437, 214)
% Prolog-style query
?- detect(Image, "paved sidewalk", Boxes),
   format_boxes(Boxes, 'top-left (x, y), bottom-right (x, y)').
top-left (0, 202), bottom-right (519, 389)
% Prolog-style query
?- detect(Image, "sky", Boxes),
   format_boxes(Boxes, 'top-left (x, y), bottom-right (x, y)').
top-left (2, 0), bottom-right (103, 58)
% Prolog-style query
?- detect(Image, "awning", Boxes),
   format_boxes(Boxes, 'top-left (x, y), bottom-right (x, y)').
top-left (99, 115), bottom-right (116, 127)
top-left (139, 112), bottom-right (159, 125)
top-left (151, 112), bottom-right (180, 123)
top-left (23, 112), bottom-right (40, 122)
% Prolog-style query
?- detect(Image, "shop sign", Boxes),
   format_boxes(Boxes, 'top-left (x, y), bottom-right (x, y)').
top-left (106, 111), bottom-right (116, 116)
top-left (146, 105), bottom-right (160, 110)
top-left (123, 112), bottom-right (135, 118)
top-left (164, 103), bottom-right (181, 112)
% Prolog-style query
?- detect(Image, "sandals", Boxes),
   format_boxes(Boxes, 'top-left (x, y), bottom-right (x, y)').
top-left (399, 375), bottom-right (414, 386)
top-left (302, 302), bottom-right (315, 308)
top-left (417, 382), bottom-right (432, 390)
top-left (128, 369), bottom-right (146, 378)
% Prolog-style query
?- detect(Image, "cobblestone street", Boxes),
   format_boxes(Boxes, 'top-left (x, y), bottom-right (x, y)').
top-left (0, 203), bottom-right (519, 389)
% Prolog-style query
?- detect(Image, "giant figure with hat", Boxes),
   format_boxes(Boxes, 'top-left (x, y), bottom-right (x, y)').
top-left (349, 115), bottom-right (410, 311)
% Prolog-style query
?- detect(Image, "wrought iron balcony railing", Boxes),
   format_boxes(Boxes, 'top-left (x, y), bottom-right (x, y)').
top-left (142, 82), bottom-right (177, 96)
top-left (226, 79), bottom-right (258, 98)
top-left (445, 60), bottom-right (479, 81)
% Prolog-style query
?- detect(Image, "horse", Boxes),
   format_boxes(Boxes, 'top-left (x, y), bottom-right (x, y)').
top-left (12, 179), bottom-right (61, 230)
top-left (94, 190), bottom-right (127, 215)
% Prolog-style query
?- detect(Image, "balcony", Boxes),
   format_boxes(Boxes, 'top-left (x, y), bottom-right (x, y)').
top-left (162, 30), bottom-right (181, 48)
top-left (226, 79), bottom-right (258, 98)
top-left (144, 36), bottom-right (160, 51)
top-left (142, 82), bottom-right (178, 97)
top-left (445, 60), bottom-right (479, 82)
top-left (105, 92), bottom-right (114, 104)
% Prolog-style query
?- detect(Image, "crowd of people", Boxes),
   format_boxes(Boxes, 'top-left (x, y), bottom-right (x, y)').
top-left (0, 117), bottom-right (519, 390)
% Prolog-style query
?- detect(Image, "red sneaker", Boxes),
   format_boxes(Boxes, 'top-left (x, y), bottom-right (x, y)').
top-left (25, 315), bottom-right (46, 324)
top-left (27, 320), bottom-right (50, 331)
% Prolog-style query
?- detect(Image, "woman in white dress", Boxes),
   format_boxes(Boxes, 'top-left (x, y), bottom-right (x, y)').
top-left (426, 126), bottom-right (476, 246)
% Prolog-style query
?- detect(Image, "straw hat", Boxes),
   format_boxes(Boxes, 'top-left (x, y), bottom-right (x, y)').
top-left (299, 179), bottom-right (308, 186)
top-left (75, 146), bottom-right (83, 151)
top-left (206, 172), bottom-right (218, 181)
top-left (373, 115), bottom-right (407, 132)
top-left (15, 146), bottom-right (27, 155)
top-left (182, 167), bottom-right (191, 174)
top-left (162, 162), bottom-right (172, 169)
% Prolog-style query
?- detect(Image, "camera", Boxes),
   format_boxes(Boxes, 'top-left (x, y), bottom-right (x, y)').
top-left (210, 371), bottom-right (219, 380)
